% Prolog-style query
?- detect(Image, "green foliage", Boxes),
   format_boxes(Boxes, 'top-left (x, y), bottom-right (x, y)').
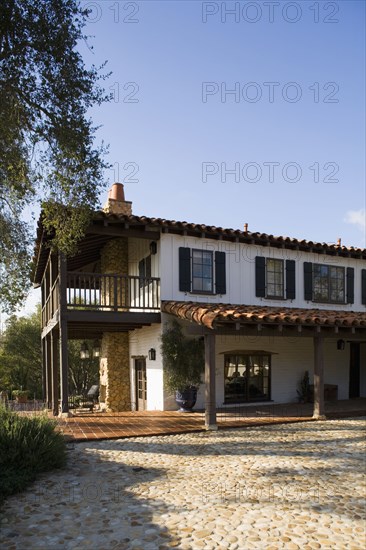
top-left (68, 340), bottom-right (99, 395)
top-left (0, 306), bottom-right (42, 398)
top-left (0, 406), bottom-right (66, 502)
top-left (297, 370), bottom-right (311, 403)
top-left (161, 321), bottom-right (204, 393)
top-left (0, 0), bottom-right (111, 313)
top-left (0, 304), bottom-right (99, 398)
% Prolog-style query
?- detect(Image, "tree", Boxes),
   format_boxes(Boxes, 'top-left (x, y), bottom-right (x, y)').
top-left (68, 340), bottom-right (99, 395)
top-left (0, 0), bottom-right (110, 313)
top-left (0, 304), bottom-right (99, 399)
top-left (161, 321), bottom-right (204, 393)
top-left (0, 305), bottom-right (42, 397)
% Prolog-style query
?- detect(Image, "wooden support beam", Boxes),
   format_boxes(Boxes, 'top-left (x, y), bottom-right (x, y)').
top-left (42, 337), bottom-right (47, 404)
top-left (313, 336), bottom-right (326, 419)
top-left (44, 336), bottom-right (52, 409)
top-left (204, 332), bottom-right (217, 431)
top-left (51, 330), bottom-right (59, 416)
top-left (58, 253), bottom-right (69, 416)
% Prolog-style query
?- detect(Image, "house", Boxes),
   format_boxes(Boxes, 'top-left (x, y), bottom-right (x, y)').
top-left (32, 183), bottom-right (366, 428)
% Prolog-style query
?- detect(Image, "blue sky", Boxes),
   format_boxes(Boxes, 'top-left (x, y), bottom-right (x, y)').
top-left (5, 0), bottom-right (366, 321)
top-left (80, 0), bottom-right (365, 247)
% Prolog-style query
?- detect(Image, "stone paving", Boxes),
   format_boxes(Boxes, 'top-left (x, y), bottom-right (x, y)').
top-left (0, 418), bottom-right (365, 550)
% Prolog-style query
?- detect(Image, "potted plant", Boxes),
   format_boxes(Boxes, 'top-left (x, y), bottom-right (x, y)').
top-left (12, 390), bottom-right (29, 403)
top-left (297, 371), bottom-right (311, 403)
top-left (161, 321), bottom-right (204, 412)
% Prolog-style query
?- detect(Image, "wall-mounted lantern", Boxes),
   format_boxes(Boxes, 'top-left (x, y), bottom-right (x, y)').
top-left (80, 342), bottom-right (90, 359)
top-left (148, 348), bottom-right (156, 360)
top-left (92, 340), bottom-right (101, 358)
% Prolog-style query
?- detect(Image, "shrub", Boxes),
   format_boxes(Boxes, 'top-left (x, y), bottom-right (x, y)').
top-left (0, 406), bottom-right (67, 502)
top-left (161, 320), bottom-right (204, 393)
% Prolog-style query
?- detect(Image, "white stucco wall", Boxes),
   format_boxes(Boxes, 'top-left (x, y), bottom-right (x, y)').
top-left (187, 334), bottom-right (351, 410)
top-left (128, 320), bottom-right (361, 410)
top-left (160, 233), bottom-right (366, 312)
top-left (129, 324), bottom-right (163, 410)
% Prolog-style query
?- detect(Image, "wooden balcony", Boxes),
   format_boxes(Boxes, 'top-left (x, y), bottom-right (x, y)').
top-left (66, 272), bottom-right (160, 312)
top-left (41, 272), bottom-right (161, 330)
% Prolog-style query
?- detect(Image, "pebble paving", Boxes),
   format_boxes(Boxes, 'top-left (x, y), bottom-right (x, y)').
top-left (0, 418), bottom-right (365, 550)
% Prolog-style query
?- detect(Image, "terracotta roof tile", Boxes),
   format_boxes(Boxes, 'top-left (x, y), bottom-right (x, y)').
top-left (32, 209), bottom-right (366, 284)
top-left (90, 212), bottom-right (365, 257)
top-left (161, 301), bottom-right (366, 330)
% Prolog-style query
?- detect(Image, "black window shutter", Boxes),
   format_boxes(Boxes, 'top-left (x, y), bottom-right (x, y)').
top-left (179, 247), bottom-right (191, 292)
top-left (304, 262), bottom-right (313, 301)
top-left (255, 256), bottom-right (266, 297)
top-left (346, 267), bottom-right (354, 304)
top-left (362, 269), bottom-right (366, 305)
top-left (215, 251), bottom-right (226, 294)
top-left (286, 260), bottom-right (296, 300)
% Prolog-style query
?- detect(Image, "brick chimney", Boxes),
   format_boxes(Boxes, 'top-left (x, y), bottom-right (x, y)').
top-left (103, 183), bottom-right (132, 215)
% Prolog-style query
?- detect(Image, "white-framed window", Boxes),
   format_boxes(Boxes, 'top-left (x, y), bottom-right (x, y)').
top-left (192, 249), bottom-right (213, 293)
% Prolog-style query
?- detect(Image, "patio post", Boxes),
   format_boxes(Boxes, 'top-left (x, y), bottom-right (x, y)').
top-left (58, 252), bottom-right (69, 416)
top-left (313, 335), bottom-right (326, 419)
top-left (42, 336), bottom-right (47, 405)
top-left (51, 329), bottom-right (59, 416)
top-left (44, 334), bottom-right (52, 409)
top-left (204, 331), bottom-right (217, 430)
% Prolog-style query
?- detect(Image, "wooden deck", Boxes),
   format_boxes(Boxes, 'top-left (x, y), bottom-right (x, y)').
top-left (52, 398), bottom-right (366, 441)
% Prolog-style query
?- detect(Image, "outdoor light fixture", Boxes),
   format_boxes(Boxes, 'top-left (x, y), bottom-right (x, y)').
top-left (148, 348), bottom-right (156, 360)
top-left (80, 342), bottom-right (90, 359)
top-left (337, 339), bottom-right (345, 351)
top-left (150, 241), bottom-right (157, 255)
top-left (92, 340), bottom-right (101, 358)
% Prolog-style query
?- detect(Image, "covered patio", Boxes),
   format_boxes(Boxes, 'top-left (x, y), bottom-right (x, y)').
top-left (162, 301), bottom-right (366, 430)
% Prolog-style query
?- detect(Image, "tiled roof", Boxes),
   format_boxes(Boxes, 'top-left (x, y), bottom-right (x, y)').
top-left (32, 209), bottom-right (366, 284)
top-left (161, 301), bottom-right (366, 330)
top-left (92, 212), bottom-right (365, 257)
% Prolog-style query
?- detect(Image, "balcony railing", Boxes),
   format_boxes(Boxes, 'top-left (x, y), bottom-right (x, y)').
top-left (66, 272), bottom-right (160, 312)
top-left (42, 278), bottom-right (60, 327)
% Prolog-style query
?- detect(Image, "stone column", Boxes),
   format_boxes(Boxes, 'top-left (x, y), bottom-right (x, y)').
top-left (101, 239), bottom-right (129, 309)
top-left (99, 237), bottom-right (131, 411)
top-left (99, 333), bottom-right (131, 411)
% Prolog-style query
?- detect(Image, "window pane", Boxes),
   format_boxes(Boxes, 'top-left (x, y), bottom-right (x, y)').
top-left (266, 259), bottom-right (284, 297)
top-left (192, 249), bottom-right (213, 293)
top-left (225, 354), bottom-right (270, 403)
top-left (313, 264), bottom-right (344, 303)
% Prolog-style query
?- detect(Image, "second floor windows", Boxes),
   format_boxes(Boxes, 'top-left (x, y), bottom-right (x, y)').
top-left (313, 264), bottom-right (344, 303)
top-left (266, 259), bottom-right (285, 298)
top-left (179, 247), bottom-right (226, 295)
top-left (139, 255), bottom-right (152, 287)
top-left (192, 250), bottom-right (213, 293)
top-left (305, 263), bottom-right (354, 304)
top-left (255, 257), bottom-right (295, 300)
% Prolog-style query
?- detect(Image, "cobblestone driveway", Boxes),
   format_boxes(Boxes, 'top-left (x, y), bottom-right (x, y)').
top-left (1, 418), bottom-right (365, 549)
